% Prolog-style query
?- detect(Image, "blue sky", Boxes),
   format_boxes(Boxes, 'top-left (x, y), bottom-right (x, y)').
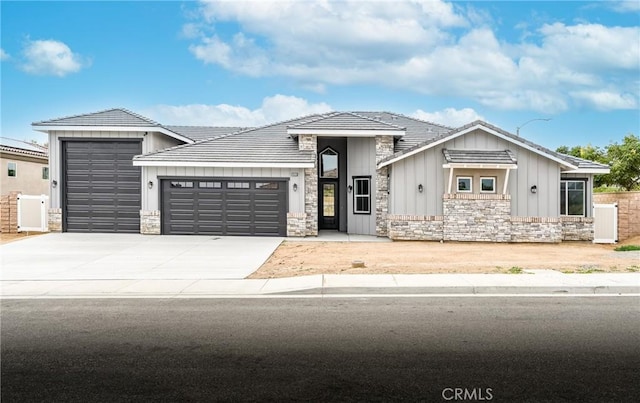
top-left (1, 0), bottom-right (638, 150)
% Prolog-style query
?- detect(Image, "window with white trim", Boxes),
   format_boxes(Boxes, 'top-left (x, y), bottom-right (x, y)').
top-left (560, 180), bottom-right (586, 216)
top-left (457, 176), bottom-right (472, 193)
top-left (480, 177), bottom-right (496, 193)
top-left (7, 162), bottom-right (17, 177)
top-left (353, 176), bottom-right (371, 214)
top-left (42, 167), bottom-right (49, 180)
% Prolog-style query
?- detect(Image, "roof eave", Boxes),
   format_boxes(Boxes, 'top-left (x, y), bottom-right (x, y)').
top-left (132, 160), bottom-right (314, 168)
top-left (287, 128), bottom-right (405, 137)
top-left (31, 125), bottom-right (194, 144)
top-left (562, 168), bottom-right (611, 174)
top-left (443, 163), bottom-right (518, 169)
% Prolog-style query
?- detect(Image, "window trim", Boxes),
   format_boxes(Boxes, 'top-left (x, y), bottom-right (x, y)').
top-left (457, 176), bottom-right (472, 193)
top-left (479, 176), bottom-right (496, 193)
top-left (353, 176), bottom-right (371, 215)
top-left (319, 147), bottom-right (339, 179)
top-left (7, 162), bottom-right (17, 178)
top-left (560, 179), bottom-right (587, 217)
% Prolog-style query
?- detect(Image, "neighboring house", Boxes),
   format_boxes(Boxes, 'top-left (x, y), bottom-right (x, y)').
top-left (0, 137), bottom-right (49, 196)
top-left (33, 108), bottom-right (609, 242)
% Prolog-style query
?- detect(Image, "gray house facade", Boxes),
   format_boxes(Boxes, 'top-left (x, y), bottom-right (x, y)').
top-left (33, 108), bottom-right (609, 242)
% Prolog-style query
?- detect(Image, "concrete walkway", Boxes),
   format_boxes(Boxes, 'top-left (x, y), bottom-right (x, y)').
top-left (2, 271), bottom-right (639, 298)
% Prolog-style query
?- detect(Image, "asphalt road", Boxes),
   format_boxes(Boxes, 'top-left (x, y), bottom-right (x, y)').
top-left (2, 297), bottom-right (639, 402)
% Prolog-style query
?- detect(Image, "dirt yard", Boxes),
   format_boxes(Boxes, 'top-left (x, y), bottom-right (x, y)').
top-left (0, 232), bottom-right (45, 245)
top-left (250, 236), bottom-right (640, 278)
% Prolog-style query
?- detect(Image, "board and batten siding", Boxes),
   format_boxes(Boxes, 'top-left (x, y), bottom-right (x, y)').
top-left (389, 129), bottom-right (562, 217)
top-left (143, 166), bottom-right (304, 214)
top-left (347, 137), bottom-right (376, 235)
top-left (48, 130), bottom-right (149, 209)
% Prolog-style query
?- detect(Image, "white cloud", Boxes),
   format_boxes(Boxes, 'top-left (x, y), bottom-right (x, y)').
top-left (185, 0), bottom-right (640, 114)
top-left (412, 107), bottom-right (483, 127)
top-left (20, 39), bottom-right (88, 76)
top-left (0, 48), bottom-right (9, 61)
top-left (608, 1), bottom-right (640, 13)
top-left (146, 94), bottom-right (332, 126)
top-left (570, 90), bottom-right (638, 110)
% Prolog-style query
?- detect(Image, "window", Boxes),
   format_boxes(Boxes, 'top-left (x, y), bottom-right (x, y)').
top-left (353, 176), bottom-right (371, 214)
top-left (7, 162), bottom-right (16, 177)
top-left (42, 167), bottom-right (49, 180)
top-left (170, 181), bottom-right (194, 188)
top-left (255, 182), bottom-right (279, 190)
top-left (457, 176), bottom-right (472, 193)
top-left (199, 181), bottom-right (221, 188)
top-left (480, 177), bottom-right (496, 193)
top-left (319, 147), bottom-right (338, 178)
top-left (227, 182), bottom-right (250, 189)
top-left (561, 180), bottom-right (586, 216)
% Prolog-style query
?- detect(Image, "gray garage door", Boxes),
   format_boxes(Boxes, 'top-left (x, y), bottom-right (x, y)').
top-left (162, 179), bottom-right (287, 236)
top-left (63, 140), bottom-right (142, 233)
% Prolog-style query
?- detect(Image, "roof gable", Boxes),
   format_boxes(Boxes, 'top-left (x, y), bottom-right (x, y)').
top-left (379, 120), bottom-right (579, 170)
top-left (32, 108), bottom-right (161, 127)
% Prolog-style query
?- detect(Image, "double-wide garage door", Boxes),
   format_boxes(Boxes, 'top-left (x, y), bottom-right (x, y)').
top-left (63, 140), bottom-right (141, 233)
top-left (162, 179), bottom-right (287, 236)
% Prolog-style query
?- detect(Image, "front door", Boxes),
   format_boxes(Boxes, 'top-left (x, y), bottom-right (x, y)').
top-left (319, 179), bottom-right (338, 229)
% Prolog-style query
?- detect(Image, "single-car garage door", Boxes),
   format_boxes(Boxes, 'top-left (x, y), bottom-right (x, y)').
top-left (63, 140), bottom-right (142, 233)
top-left (162, 179), bottom-right (287, 236)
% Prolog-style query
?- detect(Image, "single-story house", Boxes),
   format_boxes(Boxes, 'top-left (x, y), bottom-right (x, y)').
top-left (33, 108), bottom-right (609, 242)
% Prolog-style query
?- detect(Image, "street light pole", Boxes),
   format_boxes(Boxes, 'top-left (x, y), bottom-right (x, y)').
top-left (516, 118), bottom-right (551, 136)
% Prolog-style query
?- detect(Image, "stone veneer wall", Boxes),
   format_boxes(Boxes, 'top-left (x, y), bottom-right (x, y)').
top-left (560, 216), bottom-right (594, 241)
top-left (0, 191), bottom-right (20, 233)
top-left (48, 208), bottom-right (62, 232)
top-left (594, 191), bottom-right (640, 241)
top-left (443, 193), bottom-right (511, 242)
top-left (287, 212), bottom-right (306, 237)
top-left (388, 215), bottom-right (443, 241)
top-left (140, 210), bottom-right (161, 235)
top-left (511, 217), bottom-right (562, 242)
top-left (298, 134), bottom-right (318, 236)
top-left (375, 136), bottom-right (394, 237)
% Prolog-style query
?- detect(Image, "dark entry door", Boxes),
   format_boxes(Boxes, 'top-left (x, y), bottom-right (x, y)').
top-left (319, 179), bottom-right (338, 230)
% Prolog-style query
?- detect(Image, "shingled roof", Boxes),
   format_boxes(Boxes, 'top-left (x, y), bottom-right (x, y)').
top-left (443, 149), bottom-right (517, 166)
top-left (32, 108), bottom-right (162, 127)
top-left (134, 116), bottom-right (317, 167)
top-left (288, 111), bottom-right (406, 131)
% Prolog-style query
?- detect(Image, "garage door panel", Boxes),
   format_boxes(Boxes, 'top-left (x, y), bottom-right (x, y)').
top-left (162, 179), bottom-right (286, 236)
top-left (64, 141), bottom-right (141, 233)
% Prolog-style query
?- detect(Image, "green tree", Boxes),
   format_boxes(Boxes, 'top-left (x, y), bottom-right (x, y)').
top-left (556, 143), bottom-right (609, 187)
top-left (605, 134), bottom-right (640, 191)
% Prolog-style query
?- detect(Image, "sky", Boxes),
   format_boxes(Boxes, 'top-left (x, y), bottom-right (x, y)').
top-left (1, 0), bottom-right (639, 150)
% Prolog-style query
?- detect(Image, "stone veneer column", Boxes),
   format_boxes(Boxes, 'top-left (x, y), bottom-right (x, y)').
top-left (140, 210), bottom-right (161, 235)
top-left (48, 208), bottom-right (62, 232)
top-left (375, 136), bottom-right (394, 237)
top-left (299, 134), bottom-right (318, 236)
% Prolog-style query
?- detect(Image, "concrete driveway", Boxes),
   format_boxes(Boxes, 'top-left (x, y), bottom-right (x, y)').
top-left (0, 233), bottom-right (283, 280)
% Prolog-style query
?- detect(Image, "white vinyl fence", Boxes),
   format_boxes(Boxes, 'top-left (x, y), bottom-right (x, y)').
top-left (17, 194), bottom-right (49, 232)
top-left (593, 203), bottom-right (617, 244)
